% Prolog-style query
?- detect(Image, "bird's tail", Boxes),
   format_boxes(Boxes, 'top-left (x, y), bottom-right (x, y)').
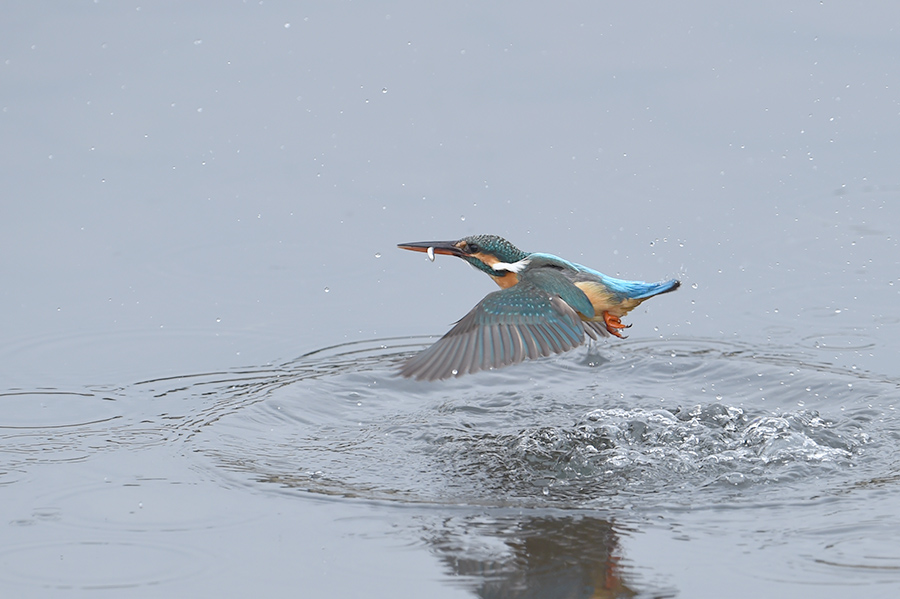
top-left (634, 279), bottom-right (681, 299)
top-left (600, 276), bottom-right (681, 299)
top-left (631, 278), bottom-right (680, 299)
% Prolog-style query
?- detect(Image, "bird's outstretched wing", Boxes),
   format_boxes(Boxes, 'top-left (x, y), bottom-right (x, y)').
top-left (400, 271), bottom-right (597, 381)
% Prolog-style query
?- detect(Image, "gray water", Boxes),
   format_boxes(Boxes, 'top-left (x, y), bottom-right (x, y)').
top-left (3, 2), bottom-right (900, 597)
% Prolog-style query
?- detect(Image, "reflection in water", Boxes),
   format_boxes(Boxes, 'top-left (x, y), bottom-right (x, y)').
top-left (428, 514), bottom-right (641, 599)
top-left (121, 336), bottom-right (896, 594)
top-left (3, 337), bottom-right (899, 595)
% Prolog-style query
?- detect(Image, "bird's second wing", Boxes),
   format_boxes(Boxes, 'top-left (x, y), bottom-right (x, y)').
top-left (399, 280), bottom-right (588, 381)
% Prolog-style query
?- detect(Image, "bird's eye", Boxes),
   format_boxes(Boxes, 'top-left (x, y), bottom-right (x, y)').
top-left (467, 243), bottom-right (479, 254)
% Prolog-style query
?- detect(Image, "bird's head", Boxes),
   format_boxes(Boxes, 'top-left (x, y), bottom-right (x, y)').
top-left (398, 234), bottom-right (531, 280)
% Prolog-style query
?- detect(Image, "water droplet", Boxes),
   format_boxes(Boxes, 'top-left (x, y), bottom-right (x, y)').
top-left (427, 247), bottom-right (435, 262)
top-left (460, 215), bottom-right (466, 221)
top-left (284, 22), bottom-right (291, 28)
top-left (193, 39), bottom-right (202, 45)
top-left (691, 283), bottom-right (698, 289)
top-left (451, 369), bottom-right (459, 375)
top-left (374, 252), bottom-right (381, 258)
top-left (381, 87), bottom-right (387, 94)
top-left (324, 287), bottom-right (330, 293)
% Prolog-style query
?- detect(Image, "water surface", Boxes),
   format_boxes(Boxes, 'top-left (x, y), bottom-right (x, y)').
top-left (2, 2), bottom-right (900, 597)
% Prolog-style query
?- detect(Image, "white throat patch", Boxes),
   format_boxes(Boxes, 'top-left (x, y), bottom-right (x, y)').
top-left (491, 258), bottom-right (530, 273)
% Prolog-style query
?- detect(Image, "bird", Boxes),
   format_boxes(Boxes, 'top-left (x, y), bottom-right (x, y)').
top-left (396, 235), bottom-right (680, 381)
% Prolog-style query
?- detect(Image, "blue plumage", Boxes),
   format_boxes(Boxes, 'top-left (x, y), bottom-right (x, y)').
top-left (590, 272), bottom-right (680, 300)
top-left (397, 235), bottom-right (680, 380)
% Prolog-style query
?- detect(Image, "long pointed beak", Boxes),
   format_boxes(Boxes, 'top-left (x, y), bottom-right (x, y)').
top-left (397, 240), bottom-right (463, 260)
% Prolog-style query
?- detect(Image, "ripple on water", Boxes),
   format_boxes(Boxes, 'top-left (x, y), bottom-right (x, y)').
top-left (0, 390), bottom-right (127, 475)
top-left (0, 541), bottom-right (207, 590)
top-left (750, 518), bottom-right (900, 587)
top-left (149, 337), bottom-right (897, 511)
top-left (814, 528), bottom-right (900, 576)
top-left (0, 390), bottom-right (120, 429)
top-left (46, 478), bottom-right (252, 533)
top-left (0, 387), bottom-right (178, 479)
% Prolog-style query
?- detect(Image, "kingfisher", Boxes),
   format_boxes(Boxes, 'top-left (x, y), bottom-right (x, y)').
top-left (397, 234), bottom-right (680, 381)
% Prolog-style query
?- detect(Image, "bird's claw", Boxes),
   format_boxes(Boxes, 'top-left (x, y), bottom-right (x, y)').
top-left (603, 312), bottom-right (631, 338)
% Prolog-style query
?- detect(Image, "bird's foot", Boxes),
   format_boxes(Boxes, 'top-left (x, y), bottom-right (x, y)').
top-left (603, 312), bottom-right (631, 338)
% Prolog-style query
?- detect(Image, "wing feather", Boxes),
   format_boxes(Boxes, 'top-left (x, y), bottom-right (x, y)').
top-left (582, 320), bottom-right (609, 340)
top-left (401, 269), bottom-right (598, 380)
top-left (489, 323), bottom-right (503, 370)
top-left (520, 324), bottom-right (541, 359)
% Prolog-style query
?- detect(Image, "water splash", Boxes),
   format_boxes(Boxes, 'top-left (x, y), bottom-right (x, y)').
top-left (134, 337), bottom-right (893, 511)
top-left (6, 337), bottom-right (889, 511)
